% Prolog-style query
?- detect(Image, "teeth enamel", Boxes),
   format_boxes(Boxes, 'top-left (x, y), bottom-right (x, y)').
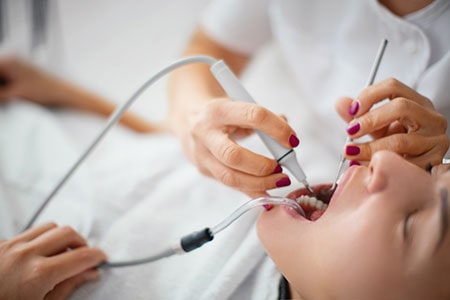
top-left (295, 195), bottom-right (327, 210)
top-left (336, 173), bottom-right (345, 185)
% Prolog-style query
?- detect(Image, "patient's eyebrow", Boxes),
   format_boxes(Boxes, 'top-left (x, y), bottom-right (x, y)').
top-left (434, 188), bottom-right (449, 253)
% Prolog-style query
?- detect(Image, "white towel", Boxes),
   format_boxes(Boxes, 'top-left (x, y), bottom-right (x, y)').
top-left (0, 101), bottom-right (283, 299)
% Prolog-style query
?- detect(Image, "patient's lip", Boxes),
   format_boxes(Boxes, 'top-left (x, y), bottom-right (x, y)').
top-left (330, 166), bottom-right (359, 205)
top-left (282, 204), bottom-right (308, 220)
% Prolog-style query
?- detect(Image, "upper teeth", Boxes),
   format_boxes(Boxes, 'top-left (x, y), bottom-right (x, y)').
top-left (296, 195), bottom-right (328, 210)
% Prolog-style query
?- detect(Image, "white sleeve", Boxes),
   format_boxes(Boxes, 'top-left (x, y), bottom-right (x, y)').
top-left (200, 0), bottom-right (271, 55)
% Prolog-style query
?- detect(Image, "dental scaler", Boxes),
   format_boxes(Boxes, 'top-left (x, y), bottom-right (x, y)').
top-left (210, 61), bottom-right (315, 195)
top-left (21, 55), bottom-right (310, 268)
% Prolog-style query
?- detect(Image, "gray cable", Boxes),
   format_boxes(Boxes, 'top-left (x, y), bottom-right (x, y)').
top-left (98, 196), bottom-right (304, 268)
top-left (22, 55), bottom-right (218, 231)
top-left (98, 246), bottom-right (180, 269)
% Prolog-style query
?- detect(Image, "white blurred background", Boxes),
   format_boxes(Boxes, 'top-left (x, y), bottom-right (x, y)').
top-left (1, 0), bottom-right (211, 122)
top-left (58, 0), bottom-right (209, 120)
top-left (58, 0), bottom-right (210, 121)
top-left (0, 0), bottom-right (336, 186)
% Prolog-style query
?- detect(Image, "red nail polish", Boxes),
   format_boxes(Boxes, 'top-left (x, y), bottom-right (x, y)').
top-left (273, 164), bottom-right (283, 174)
top-left (347, 122), bottom-right (360, 135)
top-left (289, 135), bottom-right (299, 147)
top-left (346, 145), bottom-right (360, 156)
top-left (349, 160), bottom-right (361, 167)
top-left (263, 204), bottom-right (272, 211)
top-left (349, 100), bottom-right (360, 116)
top-left (276, 177), bottom-right (291, 187)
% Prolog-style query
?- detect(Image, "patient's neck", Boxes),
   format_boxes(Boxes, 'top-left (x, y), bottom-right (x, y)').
top-left (379, 0), bottom-right (435, 16)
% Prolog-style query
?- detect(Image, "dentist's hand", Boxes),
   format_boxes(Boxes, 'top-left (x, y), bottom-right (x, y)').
top-left (336, 78), bottom-right (449, 168)
top-left (172, 97), bottom-right (298, 198)
top-left (168, 27), bottom-right (298, 197)
top-left (0, 223), bottom-right (107, 300)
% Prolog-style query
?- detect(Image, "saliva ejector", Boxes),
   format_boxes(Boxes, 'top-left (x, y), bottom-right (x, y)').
top-left (20, 55), bottom-right (310, 268)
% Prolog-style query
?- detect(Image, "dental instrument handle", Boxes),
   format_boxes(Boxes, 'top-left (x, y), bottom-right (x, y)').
top-left (21, 55), bottom-right (218, 232)
top-left (332, 38), bottom-right (388, 188)
top-left (210, 60), bottom-right (314, 194)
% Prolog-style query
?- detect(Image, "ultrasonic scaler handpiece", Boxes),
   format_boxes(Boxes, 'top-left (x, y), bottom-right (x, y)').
top-left (210, 60), bottom-right (315, 195)
top-left (20, 54), bottom-right (308, 271)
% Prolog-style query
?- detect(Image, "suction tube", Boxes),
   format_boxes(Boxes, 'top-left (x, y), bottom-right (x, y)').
top-left (98, 196), bottom-right (304, 268)
top-left (19, 55), bottom-right (307, 269)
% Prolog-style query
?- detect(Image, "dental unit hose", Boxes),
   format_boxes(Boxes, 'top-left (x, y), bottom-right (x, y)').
top-left (19, 55), bottom-right (309, 268)
top-left (98, 196), bottom-right (304, 268)
top-left (22, 55), bottom-right (218, 231)
top-left (23, 55), bottom-right (312, 231)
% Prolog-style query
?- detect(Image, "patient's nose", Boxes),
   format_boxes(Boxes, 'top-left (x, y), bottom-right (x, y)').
top-left (366, 151), bottom-right (398, 193)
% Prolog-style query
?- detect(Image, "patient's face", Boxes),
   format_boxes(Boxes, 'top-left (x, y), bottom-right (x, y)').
top-left (257, 151), bottom-right (450, 300)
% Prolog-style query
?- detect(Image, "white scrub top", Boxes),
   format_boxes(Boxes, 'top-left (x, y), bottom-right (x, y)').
top-left (202, 0), bottom-right (450, 170)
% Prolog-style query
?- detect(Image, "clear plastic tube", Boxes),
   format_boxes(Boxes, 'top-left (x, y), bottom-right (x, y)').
top-left (99, 196), bottom-right (305, 268)
top-left (210, 196), bottom-right (305, 235)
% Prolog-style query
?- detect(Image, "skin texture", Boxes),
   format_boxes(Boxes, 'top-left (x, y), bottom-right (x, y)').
top-left (0, 56), bottom-right (160, 133)
top-left (167, 0), bottom-right (449, 198)
top-left (0, 223), bottom-right (106, 300)
top-left (167, 28), bottom-right (298, 198)
top-left (257, 151), bottom-right (450, 300)
top-left (335, 78), bottom-right (449, 168)
top-left (0, 57), bottom-right (160, 299)
top-left (379, 0), bottom-right (435, 16)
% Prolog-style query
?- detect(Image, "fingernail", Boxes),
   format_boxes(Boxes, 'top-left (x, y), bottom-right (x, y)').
top-left (263, 204), bottom-right (272, 211)
top-left (349, 100), bottom-right (360, 116)
top-left (289, 135), bottom-right (300, 148)
top-left (276, 177), bottom-right (291, 187)
top-left (273, 164), bottom-right (283, 174)
top-left (349, 160), bottom-right (361, 167)
top-left (346, 122), bottom-right (360, 135)
top-left (346, 145), bottom-right (360, 156)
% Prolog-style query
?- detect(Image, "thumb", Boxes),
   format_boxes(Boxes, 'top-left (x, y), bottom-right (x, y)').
top-left (45, 269), bottom-right (100, 300)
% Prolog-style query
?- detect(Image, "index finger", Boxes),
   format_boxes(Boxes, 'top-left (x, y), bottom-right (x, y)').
top-left (45, 247), bottom-right (107, 286)
top-left (214, 101), bottom-right (299, 149)
top-left (30, 226), bottom-right (87, 256)
top-left (13, 222), bottom-right (58, 243)
top-left (354, 78), bottom-right (433, 117)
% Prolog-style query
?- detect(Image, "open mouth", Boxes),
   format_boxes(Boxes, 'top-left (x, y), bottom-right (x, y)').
top-left (286, 184), bottom-right (333, 221)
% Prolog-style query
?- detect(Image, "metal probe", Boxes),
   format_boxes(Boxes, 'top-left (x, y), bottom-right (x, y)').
top-left (330, 39), bottom-right (388, 191)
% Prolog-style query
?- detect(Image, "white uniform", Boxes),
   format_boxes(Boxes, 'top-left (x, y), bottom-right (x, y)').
top-left (202, 0), bottom-right (450, 180)
top-left (73, 1), bottom-right (449, 299)
top-left (2, 1), bottom-right (449, 299)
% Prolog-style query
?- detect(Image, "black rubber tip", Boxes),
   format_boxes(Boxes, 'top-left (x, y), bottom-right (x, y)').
top-left (180, 228), bottom-right (214, 252)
